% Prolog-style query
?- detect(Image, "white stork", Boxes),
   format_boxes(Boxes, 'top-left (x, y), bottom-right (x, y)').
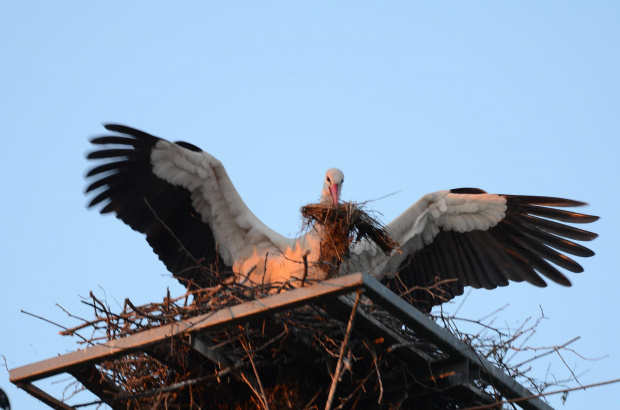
top-left (86, 124), bottom-right (598, 311)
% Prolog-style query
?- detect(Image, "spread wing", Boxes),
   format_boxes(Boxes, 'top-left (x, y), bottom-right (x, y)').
top-left (350, 188), bottom-right (598, 311)
top-left (86, 124), bottom-right (293, 288)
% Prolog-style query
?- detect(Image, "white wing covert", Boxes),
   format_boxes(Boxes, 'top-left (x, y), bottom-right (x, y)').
top-left (86, 124), bottom-right (292, 288)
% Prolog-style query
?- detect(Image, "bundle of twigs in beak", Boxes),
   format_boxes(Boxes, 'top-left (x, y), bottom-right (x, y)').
top-left (301, 201), bottom-right (398, 258)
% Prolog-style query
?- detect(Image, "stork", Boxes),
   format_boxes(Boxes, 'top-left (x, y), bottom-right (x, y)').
top-left (86, 124), bottom-right (598, 311)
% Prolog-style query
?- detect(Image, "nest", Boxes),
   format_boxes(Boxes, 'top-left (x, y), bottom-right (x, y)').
top-left (301, 201), bottom-right (398, 275)
top-left (62, 283), bottom-right (500, 410)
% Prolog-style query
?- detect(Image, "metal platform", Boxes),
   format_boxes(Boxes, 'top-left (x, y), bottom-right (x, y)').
top-left (10, 273), bottom-right (552, 409)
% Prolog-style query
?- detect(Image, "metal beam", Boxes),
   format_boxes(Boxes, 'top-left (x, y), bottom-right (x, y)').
top-left (190, 335), bottom-right (235, 367)
top-left (10, 273), bottom-right (365, 385)
top-left (324, 294), bottom-right (434, 363)
top-left (18, 383), bottom-right (74, 410)
top-left (68, 365), bottom-right (124, 410)
top-left (360, 273), bottom-right (553, 410)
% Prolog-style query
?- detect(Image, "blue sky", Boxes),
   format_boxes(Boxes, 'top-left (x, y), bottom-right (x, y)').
top-left (1, 2), bottom-right (618, 409)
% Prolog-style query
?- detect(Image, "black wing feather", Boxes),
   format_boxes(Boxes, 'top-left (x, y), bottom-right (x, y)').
top-left (512, 204), bottom-right (599, 223)
top-left (517, 214), bottom-right (598, 241)
top-left (387, 192), bottom-right (597, 312)
top-left (503, 217), bottom-right (594, 257)
top-left (87, 148), bottom-right (138, 160)
top-left (86, 124), bottom-right (232, 288)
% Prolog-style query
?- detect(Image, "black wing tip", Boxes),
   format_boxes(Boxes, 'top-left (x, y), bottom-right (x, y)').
top-left (531, 277), bottom-right (548, 288)
top-left (90, 136), bottom-right (111, 145)
top-left (101, 124), bottom-right (160, 142)
top-left (86, 150), bottom-right (107, 160)
top-left (89, 136), bottom-right (137, 146)
top-left (99, 126), bottom-right (203, 152)
top-left (506, 195), bottom-right (593, 208)
top-left (103, 123), bottom-right (126, 132)
top-left (87, 193), bottom-right (107, 208)
top-left (84, 182), bottom-right (98, 194)
top-left (570, 214), bottom-right (600, 224)
top-left (584, 248), bottom-right (596, 257)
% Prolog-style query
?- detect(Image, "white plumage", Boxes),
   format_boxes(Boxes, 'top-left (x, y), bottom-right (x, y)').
top-left (151, 139), bottom-right (328, 286)
top-left (87, 125), bottom-right (598, 311)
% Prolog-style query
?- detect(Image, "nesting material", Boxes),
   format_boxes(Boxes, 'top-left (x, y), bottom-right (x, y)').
top-left (61, 285), bottom-right (452, 409)
top-left (301, 201), bottom-right (398, 273)
top-left (57, 279), bottom-right (558, 409)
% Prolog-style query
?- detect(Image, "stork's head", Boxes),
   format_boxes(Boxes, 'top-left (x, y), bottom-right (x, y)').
top-left (321, 168), bottom-right (344, 206)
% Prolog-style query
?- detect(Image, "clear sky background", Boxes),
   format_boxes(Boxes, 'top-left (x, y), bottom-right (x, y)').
top-left (1, 2), bottom-right (618, 409)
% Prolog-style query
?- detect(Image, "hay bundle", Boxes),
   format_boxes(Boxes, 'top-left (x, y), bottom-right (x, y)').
top-left (301, 201), bottom-right (397, 274)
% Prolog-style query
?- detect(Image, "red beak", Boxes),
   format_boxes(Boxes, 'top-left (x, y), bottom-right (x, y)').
top-left (329, 184), bottom-right (339, 206)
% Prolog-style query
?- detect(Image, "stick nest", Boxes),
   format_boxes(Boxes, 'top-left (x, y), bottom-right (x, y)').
top-left (60, 283), bottom-right (491, 410)
top-left (301, 201), bottom-right (397, 274)
top-left (57, 276), bottom-right (568, 409)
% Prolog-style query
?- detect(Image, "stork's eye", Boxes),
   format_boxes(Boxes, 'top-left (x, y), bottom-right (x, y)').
top-left (326, 177), bottom-right (331, 183)
top-left (341, 178), bottom-right (344, 183)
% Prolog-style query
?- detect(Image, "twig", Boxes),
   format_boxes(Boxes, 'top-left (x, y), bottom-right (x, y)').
top-left (554, 347), bottom-right (583, 388)
top-left (478, 304), bottom-right (510, 322)
top-left (21, 309), bottom-right (67, 330)
top-left (240, 372), bottom-right (267, 409)
top-left (513, 337), bottom-right (580, 368)
top-left (1, 354), bottom-right (9, 374)
top-left (364, 340), bottom-right (383, 404)
top-left (332, 366), bottom-right (377, 410)
top-left (363, 190), bottom-right (401, 203)
top-left (239, 335), bottom-right (271, 410)
top-left (262, 252), bottom-right (269, 288)
top-left (453, 289), bottom-right (471, 317)
top-left (399, 277), bottom-right (458, 300)
top-left (463, 378), bottom-right (620, 410)
top-left (125, 298), bottom-right (166, 322)
top-left (21, 309), bottom-right (91, 344)
top-left (303, 389), bottom-right (323, 410)
top-left (301, 251), bottom-right (310, 287)
top-left (250, 329), bottom-right (288, 355)
top-left (56, 303), bottom-right (89, 323)
top-left (325, 289), bottom-right (362, 410)
top-left (73, 359), bottom-right (258, 408)
top-left (238, 265), bottom-right (258, 285)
